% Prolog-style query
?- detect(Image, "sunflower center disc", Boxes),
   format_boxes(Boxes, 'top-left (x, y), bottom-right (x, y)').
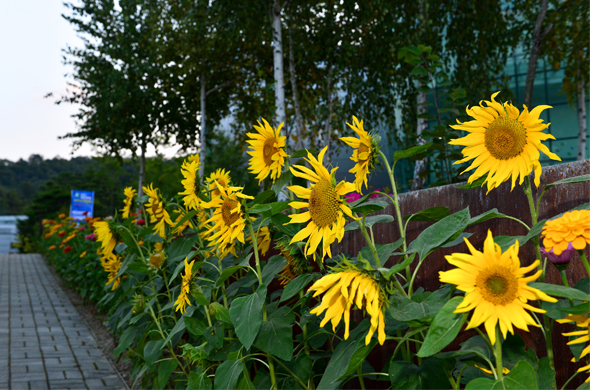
top-left (484, 116), bottom-right (527, 160)
top-left (262, 137), bottom-right (278, 166)
top-left (221, 198), bottom-right (240, 226)
top-left (309, 179), bottom-right (340, 228)
top-left (476, 265), bottom-right (518, 306)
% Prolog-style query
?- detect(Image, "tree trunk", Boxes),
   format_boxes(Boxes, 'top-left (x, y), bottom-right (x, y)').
top-left (288, 20), bottom-right (304, 150)
top-left (272, 0), bottom-right (287, 129)
top-left (324, 64), bottom-right (334, 164)
top-left (578, 76), bottom-right (587, 160)
top-left (523, 0), bottom-right (553, 107)
top-left (138, 135), bottom-right (146, 197)
top-left (411, 86), bottom-right (428, 191)
top-left (199, 75), bottom-right (207, 178)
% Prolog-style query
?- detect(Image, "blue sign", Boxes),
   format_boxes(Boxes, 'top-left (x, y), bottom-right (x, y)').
top-left (70, 190), bottom-right (95, 221)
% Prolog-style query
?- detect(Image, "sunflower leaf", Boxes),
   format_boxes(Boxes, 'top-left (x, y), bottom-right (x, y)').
top-left (467, 208), bottom-right (509, 226)
top-left (280, 274), bottom-right (318, 302)
top-left (171, 209), bottom-right (198, 231)
top-left (417, 297), bottom-right (464, 357)
top-left (456, 175), bottom-right (488, 189)
top-left (214, 360), bottom-right (245, 390)
top-left (530, 282), bottom-right (590, 301)
top-left (251, 190), bottom-right (275, 205)
top-left (404, 206), bottom-right (450, 222)
top-left (465, 360), bottom-right (538, 390)
top-left (543, 174), bottom-right (590, 191)
top-left (253, 306), bottom-right (294, 361)
top-left (351, 200), bottom-right (389, 215)
top-left (345, 214), bottom-right (394, 231)
top-left (556, 301), bottom-right (590, 315)
top-left (393, 141), bottom-right (433, 165)
top-left (270, 170), bottom-right (293, 194)
top-left (229, 284), bottom-right (267, 350)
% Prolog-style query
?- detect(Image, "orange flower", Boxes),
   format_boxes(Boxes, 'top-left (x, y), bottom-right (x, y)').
top-left (48, 245), bottom-right (56, 251)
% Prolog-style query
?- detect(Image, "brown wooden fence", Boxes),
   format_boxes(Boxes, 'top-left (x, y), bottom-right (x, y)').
top-left (333, 159), bottom-right (590, 388)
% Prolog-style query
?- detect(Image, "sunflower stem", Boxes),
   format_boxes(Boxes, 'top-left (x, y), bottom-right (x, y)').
top-left (558, 270), bottom-right (576, 307)
top-left (494, 327), bottom-right (503, 381)
top-left (359, 214), bottom-right (382, 268)
top-left (377, 151), bottom-right (406, 251)
top-left (543, 316), bottom-right (556, 372)
top-left (523, 176), bottom-right (544, 280)
top-left (356, 366), bottom-right (367, 390)
top-left (579, 250), bottom-right (590, 276)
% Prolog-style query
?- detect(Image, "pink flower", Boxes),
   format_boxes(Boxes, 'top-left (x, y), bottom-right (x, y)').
top-left (78, 226), bottom-right (86, 232)
top-left (135, 219), bottom-right (146, 226)
top-left (345, 193), bottom-right (361, 203)
top-left (85, 233), bottom-right (97, 241)
top-left (370, 189), bottom-right (381, 199)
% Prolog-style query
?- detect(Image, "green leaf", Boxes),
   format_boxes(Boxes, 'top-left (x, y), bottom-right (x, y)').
top-left (187, 367), bottom-right (212, 390)
top-left (457, 175), bottom-right (488, 189)
top-left (214, 360), bottom-right (245, 390)
top-left (410, 66), bottom-right (428, 76)
top-left (557, 301), bottom-right (590, 315)
top-left (144, 339), bottom-right (165, 366)
top-left (172, 210), bottom-right (198, 231)
top-left (210, 302), bottom-right (232, 324)
top-left (113, 326), bottom-right (139, 357)
top-left (465, 360), bottom-right (538, 389)
top-left (252, 190), bottom-right (275, 205)
top-left (404, 206), bottom-right (450, 222)
top-left (360, 238), bottom-right (405, 268)
top-left (468, 209), bottom-right (509, 227)
top-left (345, 214), bottom-right (394, 231)
top-left (388, 358), bottom-right (450, 389)
top-left (169, 253), bottom-right (200, 285)
top-left (494, 219), bottom-right (546, 251)
top-left (217, 265), bottom-right (244, 287)
top-left (381, 254), bottom-right (415, 279)
top-left (160, 317), bottom-right (186, 350)
top-left (271, 170), bottom-right (294, 194)
top-left (229, 284), bottom-right (267, 350)
top-left (185, 316), bottom-right (207, 336)
top-left (192, 287), bottom-right (211, 305)
top-left (280, 274), bottom-right (317, 302)
top-left (261, 255), bottom-right (287, 285)
top-left (350, 200), bottom-right (389, 216)
top-left (167, 235), bottom-right (199, 265)
top-left (157, 360), bottom-right (177, 389)
top-left (339, 340), bottom-right (377, 380)
top-left (248, 204), bottom-right (272, 214)
top-left (387, 290), bottom-right (447, 323)
top-left (291, 148), bottom-right (317, 158)
top-left (536, 358), bottom-right (555, 390)
top-left (254, 306), bottom-right (294, 361)
top-left (530, 282), bottom-right (590, 301)
top-left (543, 174), bottom-right (590, 191)
top-left (542, 299), bottom-right (572, 320)
top-left (407, 208), bottom-right (471, 260)
top-left (317, 320), bottom-right (372, 390)
top-left (417, 297), bottom-right (464, 357)
top-left (393, 141), bottom-right (433, 165)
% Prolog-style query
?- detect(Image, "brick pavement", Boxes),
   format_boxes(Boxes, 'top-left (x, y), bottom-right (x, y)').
top-left (0, 254), bottom-right (127, 390)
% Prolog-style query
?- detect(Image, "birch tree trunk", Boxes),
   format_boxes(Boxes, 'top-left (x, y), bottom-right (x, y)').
top-left (324, 64), bottom-right (334, 164)
top-left (411, 85), bottom-right (428, 191)
top-left (578, 76), bottom-right (587, 160)
top-left (288, 21), bottom-right (304, 150)
top-left (523, 0), bottom-right (553, 107)
top-left (272, 0), bottom-right (287, 128)
top-left (138, 135), bottom-right (147, 198)
top-left (199, 75), bottom-right (207, 178)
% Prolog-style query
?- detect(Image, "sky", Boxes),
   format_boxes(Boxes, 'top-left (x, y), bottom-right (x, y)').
top-left (0, 1), bottom-right (180, 163)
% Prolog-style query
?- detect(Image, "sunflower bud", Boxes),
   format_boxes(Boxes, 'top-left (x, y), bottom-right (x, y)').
top-left (149, 252), bottom-right (165, 270)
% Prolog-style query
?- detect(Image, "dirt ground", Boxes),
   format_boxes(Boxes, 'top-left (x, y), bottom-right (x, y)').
top-left (45, 260), bottom-right (134, 389)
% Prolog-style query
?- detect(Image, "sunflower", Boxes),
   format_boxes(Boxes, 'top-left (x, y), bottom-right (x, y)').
top-left (340, 116), bottom-right (379, 194)
top-left (143, 184), bottom-right (173, 238)
top-left (449, 92), bottom-right (561, 193)
top-left (206, 169), bottom-right (231, 199)
top-left (247, 223), bottom-right (272, 256)
top-left (439, 230), bottom-right (557, 345)
top-left (179, 160), bottom-right (201, 210)
top-left (541, 210), bottom-right (590, 255)
top-left (120, 187), bottom-right (137, 219)
top-left (285, 147), bottom-right (356, 262)
top-left (187, 153), bottom-right (201, 168)
top-left (557, 312), bottom-right (590, 383)
top-left (172, 210), bottom-right (192, 236)
top-left (94, 221), bottom-right (116, 257)
top-left (175, 258), bottom-right (195, 314)
top-left (246, 118), bottom-right (289, 184)
top-left (106, 255), bottom-right (123, 291)
top-left (308, 269), bottom-right (386, 345)
top-left (202, 182), bottom-right (254, 254)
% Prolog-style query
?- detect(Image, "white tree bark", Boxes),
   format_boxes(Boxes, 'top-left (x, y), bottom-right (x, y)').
top-left (138, 135), bottom-right (146, 198)
top-left (272, 0), bottom-right (287, 128)
top-left (578, 77), bottom-right (587, 160)
top-left (199, 75), bottom-right (207, 178)
top-left (288, 21), bottom-right (304, 150)
top-left (324, 64), bottom-right (334, 164)
top-left (411, 86), bottom-right (428, 191)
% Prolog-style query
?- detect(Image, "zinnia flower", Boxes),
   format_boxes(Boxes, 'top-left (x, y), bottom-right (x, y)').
top-left (120, 187), bottom-right (137, 219)
top-left (340, 116), bottom-right (379, 194)
top-left (246, 118), bottom-right (289, 184)
top-left (541, 210), bottom-right (590, 255)
top-left (202, 183), bottom-right (254, 254)
top-left (557, 312), bottom-right (590, 383)
top-left (143, 184), bottom-right (173, 238)
top-left (175, 258), bottom-right (195, 314)
top-left (93, 221), bottom-right (116, 256)
top-left (308, 269), bottom-right (386, 345)
top-left (179, 160), bottom-right (202, 210)
top-left (439, 230), bottom-right (557, 345)
top-left (79, 251), bottom-right (87, 258)
top-left (449, 92), bottom-right (561, 192)
top-left (206, 169), bottom-right (231, 199)
top-left (48, 245), bottom-right (56, 251)
top-left (58, 231), bottom-right (66, 237)
top-left (85, 233), bottom-right (97, 241)
top-left (286, 147), bottom-right (356, 262)
top-left (63, 245), bottom-right (72, 254)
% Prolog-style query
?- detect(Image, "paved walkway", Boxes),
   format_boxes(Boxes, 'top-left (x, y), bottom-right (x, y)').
top-left (0, 254), bottom-right (127, 390)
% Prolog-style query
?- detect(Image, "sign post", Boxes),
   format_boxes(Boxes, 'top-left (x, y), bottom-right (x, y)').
top-left (70, 190), bottom-right (95, 221)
